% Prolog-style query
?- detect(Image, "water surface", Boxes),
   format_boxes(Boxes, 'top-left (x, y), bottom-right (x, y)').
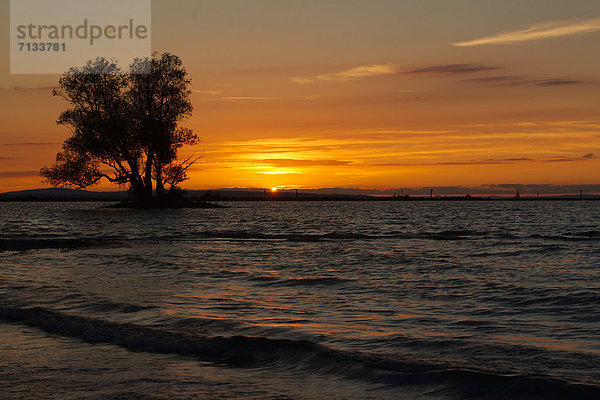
top-left (1, 201), bottom-right (599, 398)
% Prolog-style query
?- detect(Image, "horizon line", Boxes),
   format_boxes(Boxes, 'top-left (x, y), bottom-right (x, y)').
top-left (2, 185), bottom-right (600, 197)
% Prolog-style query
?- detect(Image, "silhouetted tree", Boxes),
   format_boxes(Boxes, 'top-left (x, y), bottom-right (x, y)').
top-left (40, 53), bottom-right (200, 206)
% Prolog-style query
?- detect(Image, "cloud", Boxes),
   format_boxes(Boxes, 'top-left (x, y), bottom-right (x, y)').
top-left (0, 171), bottom-right (39, 178)
top-left (292, 63), bottom-right (499, 83)
top-left (395, 90), bottom-right (426, 93)
top-left (405, 64), bottom-right (500, 74)
top-left (254, 159), bottom-right (353, 167)
top-left (542, 153), bottom-right (597, 162)
top-left (371, 159), bottom-right (526, 167)
top-left (290, 77), bottom-right (317, 84)
top-left (223, 65), bottom-right (306, 75)
top-left (454, 17), bottom-right (600, 46)
top-left (1, 142), bottom-right (60, 146)
top-left (370, 154), bottom-right (595, 167)
top-left (463, 75), bottom-right (521, 83)
top-left (0, 86), bottom-right (56, 92)
top-left (534, 79), bottom-right (584, 87)
top-left (219, 96), bottom-right (293, 101)
top-left (193, 89), bottom-right (304, 101)
top-left (192, 89), bottom-right (222, 95)
top-left (463, 76), bottom-right (585, 87)
top-left (292, 64), bottom-right (398, 83)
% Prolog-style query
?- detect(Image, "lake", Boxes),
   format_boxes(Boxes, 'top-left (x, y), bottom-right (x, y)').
top-left (1, 201), bottom-right (599, 399)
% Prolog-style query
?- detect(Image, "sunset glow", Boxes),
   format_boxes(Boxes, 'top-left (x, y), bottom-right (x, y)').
top-left (1, 0), bottom-right (599, 194)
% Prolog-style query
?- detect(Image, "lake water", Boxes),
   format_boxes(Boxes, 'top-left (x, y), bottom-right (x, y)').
top-left (1, 201), bottom-right (599, 399)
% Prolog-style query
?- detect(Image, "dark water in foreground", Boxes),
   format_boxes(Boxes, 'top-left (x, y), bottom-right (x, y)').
top-left (1, 201), bottom-right (599, 399)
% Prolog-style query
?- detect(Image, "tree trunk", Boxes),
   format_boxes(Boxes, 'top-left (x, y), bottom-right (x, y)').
top-left (129, 179), bottom-right (150, 206)
top-left (126, 157), bottom-right (152, 206)
top-left (155, 162), bottom-right (165, 201)
top-left (143, 155), bottom-right (154, 202)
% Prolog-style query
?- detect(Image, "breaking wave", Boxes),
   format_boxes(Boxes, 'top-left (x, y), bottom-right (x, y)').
top-left (1, 305), bottom-right (599, 399)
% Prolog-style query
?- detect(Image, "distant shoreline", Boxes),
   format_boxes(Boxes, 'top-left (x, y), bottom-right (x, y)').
top-left (2, 188), bottom-right (599, 203)
top-left (1, 196), bottom-right (599, 203)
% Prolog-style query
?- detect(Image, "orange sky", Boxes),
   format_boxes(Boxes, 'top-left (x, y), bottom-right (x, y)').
top-left (1, 0), bottom-right (600, 193)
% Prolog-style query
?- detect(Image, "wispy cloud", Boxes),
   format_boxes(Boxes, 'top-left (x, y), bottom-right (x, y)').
top-left (0, 86), bottom-right (56, 92)
top-left (1, 142), bottom-right (60, 146)
top-left (406, 64), bottom-right (500, 74)
top-left (219, 96), bottom-right (293, 101)
top-left (292, 63), bottom-right (498, 83)
top-left (456, 120), bottom-right (600, 129)
top-left (292, 64), bottom-right (397, 83)
top-left (193, 89), bottom-right (305, 101)
top-left (454, 17), bottom-right (600, 46)
top-left (371, 159), bottom-right (528, 167)
top-left (370, 153), bottom-right (595, 167)
top-left (542, 153), bottom-right (597, 162)
top-left (0, 171), bottom-right (39, 178)
top-left (191, 89), bottom-right (223, 95)
top-left (463, 76), bottom-right (585, 87)
top-left (534, 79), bottom-right (584, 87)
top-left (463, 75), bottom-right (521, 83)
top-left (253, 159), bottom-right (353, 167)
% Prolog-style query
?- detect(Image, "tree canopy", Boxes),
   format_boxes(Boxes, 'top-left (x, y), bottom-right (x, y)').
top-left (40, 53), bottom-right (200, 206)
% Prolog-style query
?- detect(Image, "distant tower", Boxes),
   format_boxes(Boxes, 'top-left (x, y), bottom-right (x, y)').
top-left (430, 189), bottom-right (433, 199)
top-left (515, 189), bottom-right (520, 199)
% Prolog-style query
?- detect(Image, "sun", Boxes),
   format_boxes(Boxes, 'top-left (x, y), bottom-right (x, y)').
top-left (271, 187), bottom-right (278, 192)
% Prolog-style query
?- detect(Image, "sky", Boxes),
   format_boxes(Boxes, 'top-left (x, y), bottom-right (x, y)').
top-left (1, 0), bottom-right (600, 194)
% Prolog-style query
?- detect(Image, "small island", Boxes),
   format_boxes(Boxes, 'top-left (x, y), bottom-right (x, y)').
top-left (40, 53), bottom-right (202, 209)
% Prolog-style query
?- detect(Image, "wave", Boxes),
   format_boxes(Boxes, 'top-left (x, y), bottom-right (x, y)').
top-left (0, 231), bottom-right (469, 252)
top-left (190, 230), bottom-right (376, 242)
top-left (188, 228), bottom-right (598, 242)
top-left (162, 229), bottom-right (477, 242)
top-left (528, 233), bottom-right (600, 242)
top-left (0, 238), bottom-right (102, 252)
top-left (3, 227), bottom-right (599, 253)
top-left (470, 244), bottom-right (565, 257)
top-left (414, 229), bottom-right (476, 240)
top-left (146, 229), bottom-right (476, 243)
top-left (254, 277), bottom-right (350, 287)
top-left (510, 290), bottom-right (600, 308)
top-left (79, 299), bottom-right (158, 314)
top-left (1, 305), bottom-right (599, 399)
top-left (575, 230), bottom-right (600, 238)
